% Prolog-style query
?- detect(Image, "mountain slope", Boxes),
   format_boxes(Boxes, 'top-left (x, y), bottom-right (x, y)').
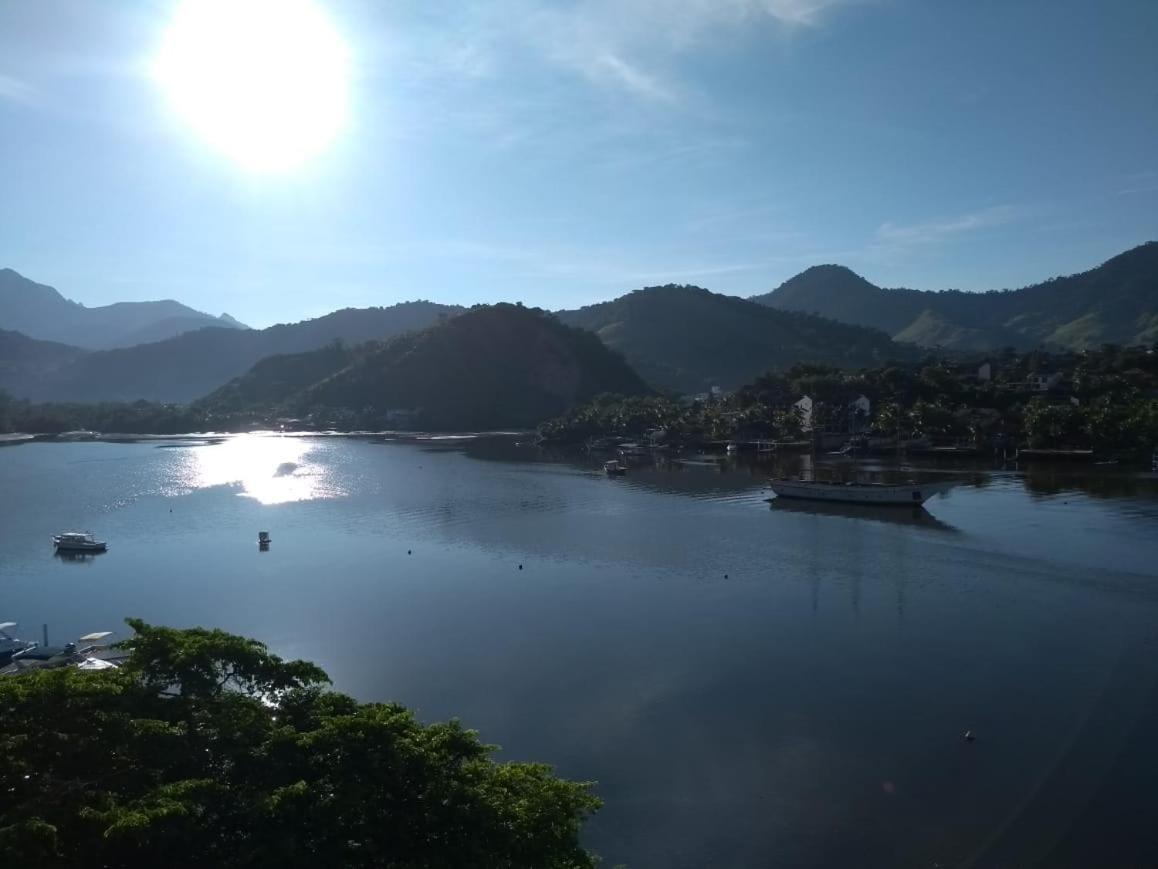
top-left (0, 330), bottom-right (88, 397)
top-left (0, 268), bottom-right (247, 350)
top-left (22, 302), bottom-right (462, 403)
top-left (200, 304), bottom-right (650, 429)
top-left (196, 342), bottom-right (356, 415)
top-left (555, 284), bottom-right (906, 393)
top-left (753, 243), bottom-right (1158, 351)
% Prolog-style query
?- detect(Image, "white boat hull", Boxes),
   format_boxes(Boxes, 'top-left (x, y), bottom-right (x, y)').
top-left (770, 480), bottom-right (946, 506)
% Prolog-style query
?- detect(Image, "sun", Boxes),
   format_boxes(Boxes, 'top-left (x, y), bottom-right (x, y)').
top-left (153, 0), bottom-right (350, 172)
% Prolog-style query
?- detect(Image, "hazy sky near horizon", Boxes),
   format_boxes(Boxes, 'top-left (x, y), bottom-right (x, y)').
top-left (1, 0), bottom-right (1156, 328)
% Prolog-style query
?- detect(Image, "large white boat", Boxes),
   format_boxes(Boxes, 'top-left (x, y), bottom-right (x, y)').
top-left (52, 531), bottom-right (108, 552)
top-left (769, 479), bottom-right (950, 506)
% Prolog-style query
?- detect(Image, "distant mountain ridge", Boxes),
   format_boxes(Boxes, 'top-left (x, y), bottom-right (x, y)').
top-left (753, 243), bottom-right (1158, 351)
top-left (198, 304), bottom-right (650, 429)
top-left (556, 284), bottom-right (907, 393)
top-left (14, 302), bottom-right (462, 403)
top-left (0, 268), bottom-right (248, 350)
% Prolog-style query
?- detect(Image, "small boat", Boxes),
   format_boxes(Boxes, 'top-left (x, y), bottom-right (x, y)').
top-left (769, 479), bottom-right (951, 506)
top-left (0, 623), bottom-right (33, 667)
top-left (52, 531), bottom-right (107, 553)
top-left (258, 530), bottom-right (271, 548)
top-left (5, 630), bottom-right (118, 674)
top-left (604, 460), bottom-right (627, 476)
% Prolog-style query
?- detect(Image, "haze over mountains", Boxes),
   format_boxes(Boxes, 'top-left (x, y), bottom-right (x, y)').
top-left (0, 268), bottom-right (247, 350)
top-left (14, 302), bottom-right (460, 404)
top-left (754, 242), bottom-right (1158, 352)
top-left (0, 243), bottom-right (1155, 410)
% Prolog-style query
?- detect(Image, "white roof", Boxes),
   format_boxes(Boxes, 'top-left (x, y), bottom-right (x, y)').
top-left (76, 657), bottom-right (118, 670)
top-left (78, 631), bottom-right (113, 643)
top-left (0, 622), bottom-right (16, 632)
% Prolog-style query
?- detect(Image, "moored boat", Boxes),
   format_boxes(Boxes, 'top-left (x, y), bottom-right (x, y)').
top-left (4, 630), bottom-right (120, 675)
top-left (769, 479), bottom-right (950, 506)
top-left (604, 459), bottom-right (627, 476)
top-left (52, 531), bottom-right (107, 553)
top-left (0, 623), bottom-right (33, 666)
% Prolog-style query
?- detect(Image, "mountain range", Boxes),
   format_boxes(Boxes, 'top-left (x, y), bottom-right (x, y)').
top-left (0, 268), bottom-right (247, 350)
top-left (753, 242), bottom-right (1158, 351)
top-left (1, 243), bottom-right (1155, 412)
top-left (16, 302), bottom-right (460, 403)
top-left (556, 284), bottom-right (904, 393)
top-left (198, 304), bottom-right (650, 430)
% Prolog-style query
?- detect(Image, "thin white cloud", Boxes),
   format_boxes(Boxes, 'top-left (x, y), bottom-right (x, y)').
top-left (1117, 170), bottom-right (1158, 196)
top-left (0, 73), bottom-right (37, 104)
top-left (590, 53), bottom-right (679, 103)
top-left (1119, 184), bottom-right (1158, 196)
top-left (417, 0), bottom-right (861, 106)
top-left (756, 0), bottom-right (855, 25)
top-left (876, 205), bottom-right (1020, 245)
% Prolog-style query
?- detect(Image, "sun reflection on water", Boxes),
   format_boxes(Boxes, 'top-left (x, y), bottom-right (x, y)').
top-left (169, 434), bottom-right (344, 504)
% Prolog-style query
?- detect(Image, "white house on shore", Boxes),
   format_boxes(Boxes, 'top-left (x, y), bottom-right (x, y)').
top-left (794, 395), bottom-right (814, 432)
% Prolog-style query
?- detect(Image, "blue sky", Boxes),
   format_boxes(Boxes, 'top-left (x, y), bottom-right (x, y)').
top-left (1, 0), bottom-right (1155, 328)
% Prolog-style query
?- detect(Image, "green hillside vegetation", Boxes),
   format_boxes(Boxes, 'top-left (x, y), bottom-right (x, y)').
top-left (755, 242), bottom-right (1158, 351)
top-left (194, 304), bottom-right (651, 431)
top-left (0, 620), bottom-right (599, 867)
top-left (17, 302), bottom-right (460, 403)
top-left (555, 284), bottom-right (908, 393)
top-left (0, 330), bottom-right (87, 396)
top-left (540, 345), bottom-right (1158, 458)
top-left (195, 341), bottom-right (357, 415)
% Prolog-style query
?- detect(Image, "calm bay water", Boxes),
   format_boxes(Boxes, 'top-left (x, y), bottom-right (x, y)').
top-left (2, 435), bottom-right (1157, 867)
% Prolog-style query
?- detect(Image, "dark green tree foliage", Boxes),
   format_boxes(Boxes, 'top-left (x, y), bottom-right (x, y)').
top-left (0, 393), bottom-right (205, 435)
top-left (0, 620), bottom-right (600, 868)
top-left (540, 346), bottom-right (1158, 456)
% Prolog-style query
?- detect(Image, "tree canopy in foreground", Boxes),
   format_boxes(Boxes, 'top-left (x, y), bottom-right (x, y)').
top-left (0, 619), bottom-right (600, 868)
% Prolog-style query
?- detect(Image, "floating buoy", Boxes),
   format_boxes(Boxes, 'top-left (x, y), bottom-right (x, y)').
top-left (407, 550), bottom-right (412, 555)
top-left (724, 573), bottom-right (729, 579)
top-left (518, 564), bottom-right (523, 570)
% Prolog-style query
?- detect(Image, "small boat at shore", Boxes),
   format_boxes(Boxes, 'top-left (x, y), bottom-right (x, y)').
top-left (52, 531), bottom-right (107, 553)
top-left (604, 460), bottom-right (627, 476)
top-left (769, 479), bottom-right (950, 506)
top-left (0, 623), bottom-right (33, 666)
top-left (4, 630), bottom-right (121, 676)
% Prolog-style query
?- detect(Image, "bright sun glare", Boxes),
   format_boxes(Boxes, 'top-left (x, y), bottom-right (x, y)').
top-left (153, 0), bottom-right (349, 172)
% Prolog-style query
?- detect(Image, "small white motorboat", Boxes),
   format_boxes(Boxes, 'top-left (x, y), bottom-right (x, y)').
top-left (52, 531), bottom-right (107, 553)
